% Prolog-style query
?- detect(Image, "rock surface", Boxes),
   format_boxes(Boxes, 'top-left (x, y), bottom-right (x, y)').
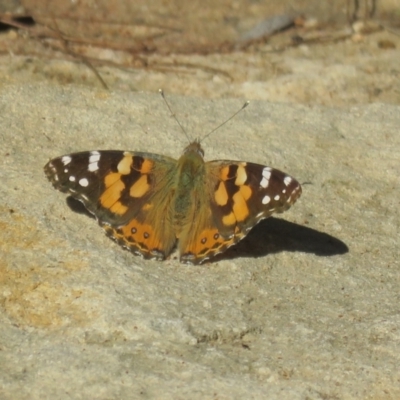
top-left (1, 84), bottom-right (399, 399)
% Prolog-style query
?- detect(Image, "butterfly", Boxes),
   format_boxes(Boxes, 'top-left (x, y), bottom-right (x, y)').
top-left (44, 103), bottom-right (302, 265)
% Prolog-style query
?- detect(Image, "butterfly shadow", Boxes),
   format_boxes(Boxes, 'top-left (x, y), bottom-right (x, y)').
top-left (211, 217), bottom-right (349, 264)
top-left (66, 197), bottom-right (349, 264)
top-left (67, 196), bottom-right (96, 219)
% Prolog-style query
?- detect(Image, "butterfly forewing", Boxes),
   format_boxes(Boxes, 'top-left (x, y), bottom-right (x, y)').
top-left (44, 150), bottom-right (179, 259)
top-left (238, 162), bottom-right (302, 221)
top-left (178, 160), bottom-right (301, 264)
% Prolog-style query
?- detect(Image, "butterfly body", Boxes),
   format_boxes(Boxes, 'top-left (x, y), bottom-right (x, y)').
top-left (173, 142), bottom-right (206, 234)
top-left (44, 140), bottom-right (301, 264)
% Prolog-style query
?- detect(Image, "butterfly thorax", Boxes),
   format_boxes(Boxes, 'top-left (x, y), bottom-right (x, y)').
top-left (172, 141), bottom-right (206, 237)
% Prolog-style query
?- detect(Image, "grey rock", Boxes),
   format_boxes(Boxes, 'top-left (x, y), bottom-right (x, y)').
top-left (0, 84), bottom-right (399, 399)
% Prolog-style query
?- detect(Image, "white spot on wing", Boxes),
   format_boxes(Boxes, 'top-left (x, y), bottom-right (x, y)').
top-left (262, 195), bottom-right (271, 204)
top-left (69, 176), bottom-right (76, 182)
top-left (61, 156), bottom-right (72, 166)
top-left (79, 178), bottom-right (89, 187)
top-left (260, 177), bottom-right (269, 188)
top-left (89, 151), bottom-right (100, 162)
top-left (88, 163), bottom-right (98, 172)
top-left (274, 194), bottom-right (280, 201)
top-left (88, 151), bottom-right (101, 172)
top-left (284, 176), bottom-right (292, 186)
top-left (260, 167), bottom-right (271, 188)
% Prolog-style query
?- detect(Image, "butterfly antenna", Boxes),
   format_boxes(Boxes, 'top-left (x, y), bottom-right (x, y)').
top-left (159, 89), bottom-right (191, 143)
top-left (200, 100), bottom-right (250, 143)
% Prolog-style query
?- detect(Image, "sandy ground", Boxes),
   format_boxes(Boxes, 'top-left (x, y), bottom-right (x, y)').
top-left (1, 1), bottom-right (400, 399)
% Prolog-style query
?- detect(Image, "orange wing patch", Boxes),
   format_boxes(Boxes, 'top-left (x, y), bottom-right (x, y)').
top-left (102, 218), bottom-right (166, 260)
top-left (140, 159), bottom-right (153, 174)
top-left (232, 184), bottom-right (252, 222)
top-left (117, 153), bottom-right (133, 175)
top-left (129, 175), bottom-right (150, 198)
top-left (234, 163), bottom-right (247, 185)
top-left (180, 227), bottom-right (244, 263)
top-left (217, 162), bottom-right (253, 225)
top-left (215, 181), bottom-right (229, 206)
top-left (100, 172), bottom-right (128, 215)
top-left (100, 156), bottom-right (155, 215)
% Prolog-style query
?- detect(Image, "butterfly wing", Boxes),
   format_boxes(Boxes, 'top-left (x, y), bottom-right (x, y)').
top-left (44, 150), bottom-right (178, 260)
top-left (179, 161), bottom-right (302, 264)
